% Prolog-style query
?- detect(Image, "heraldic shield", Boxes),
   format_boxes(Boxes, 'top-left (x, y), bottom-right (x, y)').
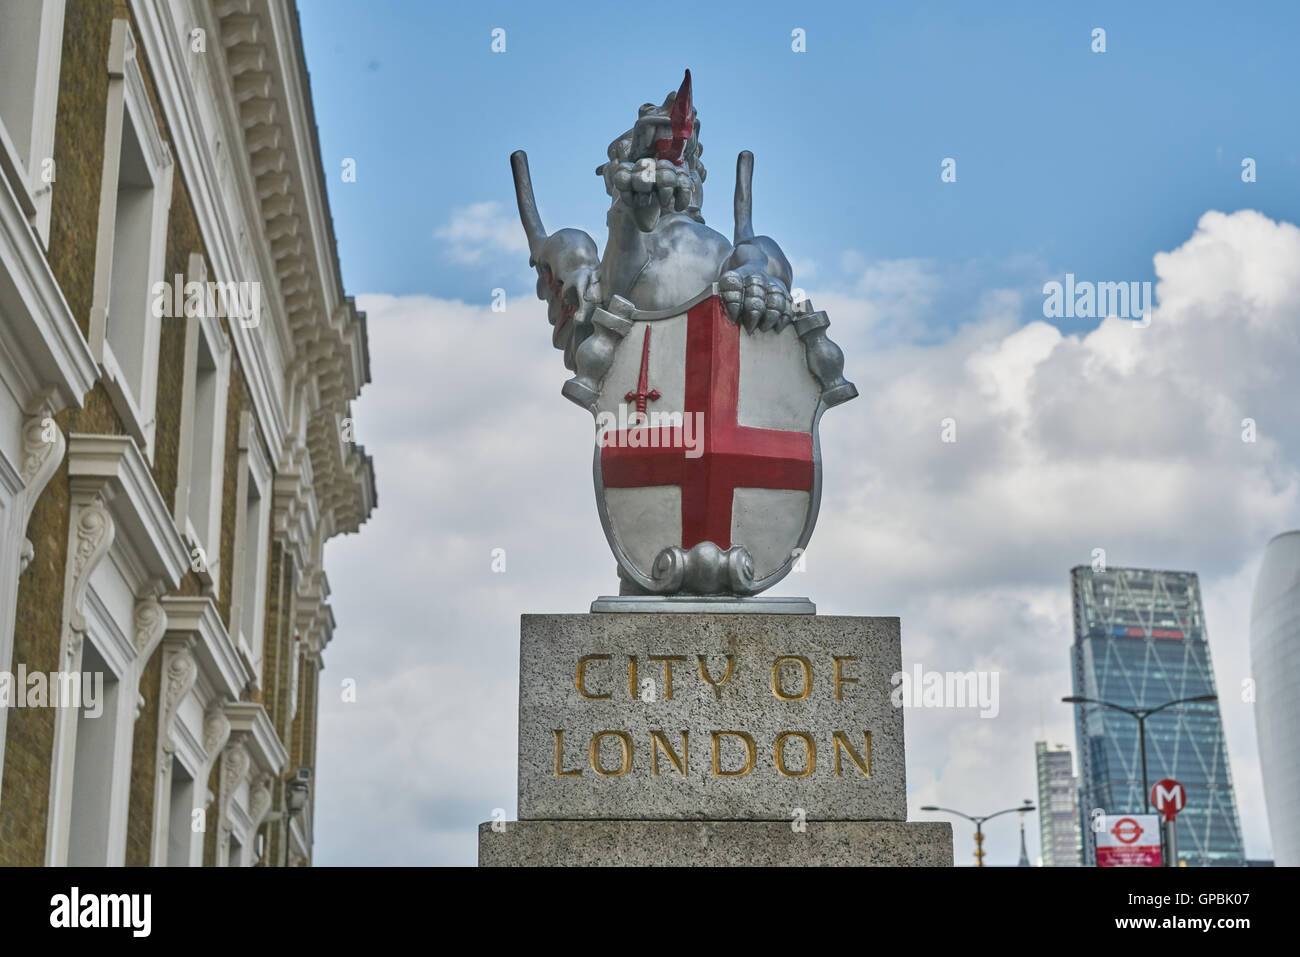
top-left (573, 285), bottom-right (857, 598)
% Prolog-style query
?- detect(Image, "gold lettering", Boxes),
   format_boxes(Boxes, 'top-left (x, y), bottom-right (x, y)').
top-left (552, 730), bottom-right (582, 777)
top-left (650, 730), bottom-right (688, 776)
top-left (698, 655), bottom-right (735, 698)
top-left (648, 655), bottom-right (687, 699)
top-left (832, 731), bottom-right (871, 777)
top-left (628, 655), bottom-right (638, 700)
top-left (710, 731), bottom-right (756, 777)
top-left (589, 730), bottom-right (633, 776)
top-left (774, 731), bottom-right (817, 777)
top-left (771, 655), bottom-right (813, 700)
top-left (576, 654), bottom-right (612, 700)
top-left (833, 656), bottom-right (858, 700)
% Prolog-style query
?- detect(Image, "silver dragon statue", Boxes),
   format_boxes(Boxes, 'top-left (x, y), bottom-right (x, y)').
top-left (512, 70), bottom-right (856, 607)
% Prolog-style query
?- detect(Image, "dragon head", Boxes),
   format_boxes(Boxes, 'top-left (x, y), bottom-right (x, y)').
top-left (596, 70), bottom-right (707, 229)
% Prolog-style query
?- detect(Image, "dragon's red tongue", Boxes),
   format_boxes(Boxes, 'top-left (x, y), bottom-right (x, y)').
top-left (655, 69), bottom-right (694, 165)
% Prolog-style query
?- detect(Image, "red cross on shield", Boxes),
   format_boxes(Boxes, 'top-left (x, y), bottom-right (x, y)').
top-left (593, 293), bottom-right (823, 593)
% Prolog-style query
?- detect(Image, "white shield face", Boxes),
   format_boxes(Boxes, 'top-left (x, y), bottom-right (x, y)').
top-left (592, 293), bottom-right (823, 593)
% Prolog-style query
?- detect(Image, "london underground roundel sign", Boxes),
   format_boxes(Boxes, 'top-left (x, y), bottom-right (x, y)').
top-left (1150, 778), bottom-right (1186, 822)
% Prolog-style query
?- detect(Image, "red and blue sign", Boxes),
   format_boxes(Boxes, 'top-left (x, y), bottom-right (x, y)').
top-left (1112, 626), bottom-right (1184, 640)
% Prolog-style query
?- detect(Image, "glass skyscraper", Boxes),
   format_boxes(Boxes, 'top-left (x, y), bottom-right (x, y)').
top-left (1070, 566), bottom-right (1245, 866)
top-left (1035, 742), bottom-right (1082, 866)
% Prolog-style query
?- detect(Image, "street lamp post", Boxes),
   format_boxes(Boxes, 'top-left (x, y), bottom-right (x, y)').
top-left (1061, 694), bottom-right (1217, 811)
top-left (921, 800), bottom-right (1034, 867)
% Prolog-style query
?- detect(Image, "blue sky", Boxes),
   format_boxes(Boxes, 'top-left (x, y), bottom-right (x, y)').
top-left (296, 2), bottom-right (1300, 865)
top-left (301, 0), bottom-right (1300, 317)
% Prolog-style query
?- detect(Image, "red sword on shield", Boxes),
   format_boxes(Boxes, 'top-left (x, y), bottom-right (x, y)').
top-left (624, 326), bottom-right (661, 420)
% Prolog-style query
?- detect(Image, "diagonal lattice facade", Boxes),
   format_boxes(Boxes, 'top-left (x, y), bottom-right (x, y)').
top-left (1070, 566), bottom-right (1245, 866)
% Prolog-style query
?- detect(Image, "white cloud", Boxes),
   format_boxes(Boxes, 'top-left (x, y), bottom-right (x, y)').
top-left (826, 256), bottom-right (943, 341)
top-left (318, 209), bottom-right (1297, 865)
top-left (434, 201), bottom-right (530, 265)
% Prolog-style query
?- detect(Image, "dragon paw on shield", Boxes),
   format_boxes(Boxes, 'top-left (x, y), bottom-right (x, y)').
top-left (511, 69), bottom-right (857, 599)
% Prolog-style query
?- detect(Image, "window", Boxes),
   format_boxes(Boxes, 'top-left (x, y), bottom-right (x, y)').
top-left (67, 642), bottom-right (121, 866)
top-left (174, 254), bottom-right (231, 588)
top-left (0, 0), bottom-right (66, 243)
top-left (240, 479), bottom-right (266, 651)
top-left (89, 20), bottom-right (174, 461)
top-left (230, 412), bottom-right (271, 680)
top-left (166, 758), bottom-right (195, 867)
top-left (103, 116), bottom-right (155, 397)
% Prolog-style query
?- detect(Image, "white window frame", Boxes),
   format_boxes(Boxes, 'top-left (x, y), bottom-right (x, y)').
top-left (44, 435), bottom-right (188, 866)
top-left (0, 0), bottom-right (66, 245)
top-left (87, 19), bottom-right (174, 463)
top-left (66, 577), bottom-right (140, 866)
top-left (172, 252), bottom-right (231, 591)
top-left (230, 411), bottom-right (271, 683)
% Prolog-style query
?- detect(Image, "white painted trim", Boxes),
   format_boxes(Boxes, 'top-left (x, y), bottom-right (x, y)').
top-left (0, 145), bottom-right (98, 412)
top-left (0, 118), bottom-right (96, 798)
top-left (226, 701), bottom-right (288, 776)
top-left (43, 497), bottom-right (112, 867)
top-left (0, 0), bottom-right (67, 244)
top-left (171, 253), bottom-right (232, 593)
top-left (129, 0), bottom-right (291, 458)
top-left (64, 434), bottom-right (191, 583)
top-left (160, 595), bottom-right (250, 705)
top-left (0, 413), bottom-right (68, 802)
top-left (79, 586), bottom-right (135, 865)
top-left (44, 434), bottom-right (187, 864)
top-left (228, 411), bottom-right (272, 686)
top-left (87, 19), bottom-right (175, 464)
top-left (148, 637), bottom-right (199, 867)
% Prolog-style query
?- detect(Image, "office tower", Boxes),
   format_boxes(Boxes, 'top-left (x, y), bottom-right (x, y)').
top-left (1070, 566), bottom-right (1245, 866)
top-left (1036, 742), bottom-right (1082, 866)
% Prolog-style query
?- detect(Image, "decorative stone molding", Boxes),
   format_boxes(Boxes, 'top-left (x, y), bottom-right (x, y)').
top-left (0, 116), bottom-right (97, 418)
top-left (65, 435), bottom-right (190, 591)
top-left (203, 705), bottom-right (232, 760)
top-left (21, 412), bottom-right (64, 492)
top-left (160, 649), bottom-right (198, 755)
top-left (218, 741), bottom-right (251, 846)
top-left (65, 500), bottom-right (114, 639)
top-left (225, 701), bottom-right (289, 777)
top-left (45, 436), bottom-right (189, 865)
top-left (65, 628), bottom-right (83, 663)
top-left (205, 0), bottom-right (375, 540)
top-left (162, 595), bottom-right (251, 706)
top-left (133, 596), bottom-right (167, 656)
top-left (271, 448), bottom-right (317, 574)
top-left (249, 773), bottom-right (273, 827)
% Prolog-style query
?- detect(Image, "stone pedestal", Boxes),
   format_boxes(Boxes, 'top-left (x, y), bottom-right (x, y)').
top-left (479, 613), bottom-right (953, 866)
top-left (479, 820), bottom-right (952, 867)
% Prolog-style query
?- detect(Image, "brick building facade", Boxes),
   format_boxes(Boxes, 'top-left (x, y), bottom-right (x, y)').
top-left (0, 0), bottom-right (374, 865)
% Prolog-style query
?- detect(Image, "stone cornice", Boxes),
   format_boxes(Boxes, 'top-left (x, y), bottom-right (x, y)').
top-left (206, 0), bottom-right (375, 540)
top-left (293, 562), bottom-right (334, 657)
top-left (130, 0), bottom-right (377, 544)
top-left (161, 595), bottom-right (252, 701)
top-left (225, 700), bottom-right (289, 775)
top-left (0, 148), bottom-right (97, 413)
top-left (66, 434), bottom-right (189, 592)
top-left (271, 447), bottom-right (316, 572)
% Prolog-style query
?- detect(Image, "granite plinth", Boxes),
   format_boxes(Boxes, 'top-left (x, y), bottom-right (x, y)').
top-left (518, 613), bottom-right (905, 821)
top-left (478, 820), bottom-right (953, 867)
